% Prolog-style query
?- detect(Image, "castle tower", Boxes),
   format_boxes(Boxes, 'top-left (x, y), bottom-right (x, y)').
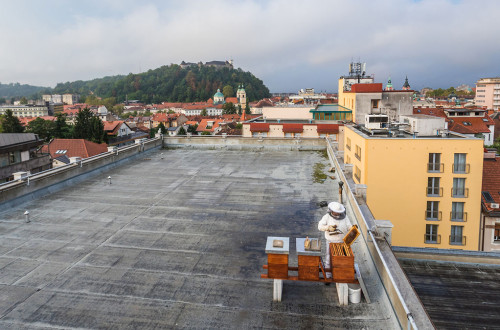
top-left (236, 84), bottom-right (247, 108)
top-left (402, 76), bottom-right (411, 90)
top-left (385, 77), bottom-right (394, 91)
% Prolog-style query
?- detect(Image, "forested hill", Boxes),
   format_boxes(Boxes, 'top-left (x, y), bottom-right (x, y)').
top-left (52, 65), bottom-right (270, 103)
top-left (0, 83), bottom-right (47, 99)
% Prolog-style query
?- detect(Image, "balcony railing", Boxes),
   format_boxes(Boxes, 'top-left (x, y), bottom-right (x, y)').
top-left (427, 163), bottom-right (444, 173)
top-left (426, 187), bottom-right (443, 197)
top-left (424, 234), bottom-right (441, 244)
top-left (451, 187), bottom-right (469, 198)
top-left (452, 163), bottom-right (470, 174)
top-left (449, 235), bottom-right (466, 246)
top-left (425, 210), bottom-right (442, 221)
top-left (355, 153), bottom-right (361, 161)
top-left (450, 211), bottom-right (467, 222)
top-left (346, 144), bottom-right (351, 151)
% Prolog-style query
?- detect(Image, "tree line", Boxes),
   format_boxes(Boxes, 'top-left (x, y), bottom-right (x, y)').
top-left (50, 65), bottom-right (270, 104)
top-left (0, 109), bottom-right (107, 144)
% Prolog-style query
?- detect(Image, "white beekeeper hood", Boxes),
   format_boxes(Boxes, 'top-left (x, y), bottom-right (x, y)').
top-left (328, 202), bottom-right (345, 214)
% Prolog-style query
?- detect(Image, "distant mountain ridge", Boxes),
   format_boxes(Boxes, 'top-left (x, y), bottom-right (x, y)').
top-left (0, 82), bottom-right (47, 99)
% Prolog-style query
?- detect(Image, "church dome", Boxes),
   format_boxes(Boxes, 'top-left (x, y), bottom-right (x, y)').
top-left (214, 89), bottom-right (224, 98)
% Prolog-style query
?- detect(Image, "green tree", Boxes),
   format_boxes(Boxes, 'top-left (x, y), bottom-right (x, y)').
top-left (222, 102), bottom-right (236, 114)
top-left (73, 108), bottom-right (106, 143)
top-left (0, 97), bottom-right (6, 104)
top-left (187, 124), bottom-right (198, 134)
top-left (178, 126), bottom-right (186, 135)
top-left (167, 109), bottom-right (175, 114)
top-left (237, 104), bottom-right (242, 115)
top-left (53, 113), bottom-right (72, 138)
top-left (157, 122), bottom-right (166, 134)
top-left (200, 109), bottom-right (208, 116)
top-left (0, 109), bottom-right (24, 133)
top-left (19, 97), bottom-right (28, 105)
top-left (201, 131), bottom-right (211, 135)
top-left (245, 102), bottom-right (251, 114)
top-left (26, 118), bottom-right (55, 141)
top-left (222, 85), bottom-right (234, 98)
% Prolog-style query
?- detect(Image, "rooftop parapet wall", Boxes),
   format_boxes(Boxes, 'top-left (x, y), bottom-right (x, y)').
top-left (0, 137), bottom-right (162, 207)
top-left (325, 139), bottom-right (434, 330)
top-left (164, 135), bottom-right (327, 151)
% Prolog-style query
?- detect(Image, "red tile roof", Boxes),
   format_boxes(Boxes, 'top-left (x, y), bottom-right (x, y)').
top-left (282, 124), bottom-right (304, 133)
top-left (448, 116), bottom-right (493, 134)
top-left (350, 83), bottom-right (383, 93)
top-left (249, 123), bottom-right (270, 132)
top-left (316, 124), bottom-right (339, 134)
top-left (18, 116), bottom-right (56, 126)
top-left (103, 121), bottom-right (126, 135)
top-left (225, 97), bottom-right (238, 104)
top-left (196, 119), bottom-right (224, 132)
top-left (413, 107), bottom-right (448, 119)
top-left (42, 139), bottom-right (108, 159)
top-left (482, 156), bottom-right (500, 212)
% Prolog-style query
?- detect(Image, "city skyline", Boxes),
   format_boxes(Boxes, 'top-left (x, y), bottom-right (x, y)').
top-left (0, 0), bottom-right (499, 93)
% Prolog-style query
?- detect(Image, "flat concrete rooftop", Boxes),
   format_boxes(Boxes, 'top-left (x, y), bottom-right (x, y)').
top-left (0, 148), bottom-right (398, 329)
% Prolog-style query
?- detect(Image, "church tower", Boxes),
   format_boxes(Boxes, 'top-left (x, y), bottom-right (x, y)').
top-left (236, 84), bottom-right (247, 108)
top-left (402, 76), bottom-right (411, 90)
top-left (385, 77), bottom-right (394, 91)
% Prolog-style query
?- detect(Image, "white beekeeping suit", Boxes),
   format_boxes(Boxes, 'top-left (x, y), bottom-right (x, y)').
top-left (318, 202), bottom-right (351, 278)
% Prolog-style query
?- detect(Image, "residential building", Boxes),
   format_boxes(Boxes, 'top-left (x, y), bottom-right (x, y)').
top-left (62, 94), bottom-right (79, 105)
top-left (480, 151), bottom-right (500, 252)
top-left (242, 122), bottom-right (340, 139)
top-left (337, 63), bottom-right (412, 123)
top-left (0, 105), bottom-right (49, 117)
top-left (343, 117), bottom-right (483, 250)
top-left (104, 121), bottom-right (144, 146)
top-left (475, 77), bottom-right (500, 110)
top-left (42, 139), bottom-right (108, 167)
top-left (0, 133), bottom-right (51, 182)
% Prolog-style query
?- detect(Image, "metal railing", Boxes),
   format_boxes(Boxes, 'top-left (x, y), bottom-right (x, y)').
top-left (354, 172), bottom-right (361, 182)
top-left (449, 235), bottom-right (467, 246)
top-left (426, 187), bottom-right (443, 197)
top-left (450, 211), bottom-right (467, 222)
top-left (451, 187), bottom-right (468, 198)
top-left (425, 210), bottom-right (441, 221)
top-left (424, 234), bottom-right (441, 244)
top-left (427, 163), bottom-right (444, 173)
top-left (452, 163), bottom-right (470, 174)
top-left (346, 144), bottom-right (351, 150)
top-left (355, 153), bottom-right (361, 161)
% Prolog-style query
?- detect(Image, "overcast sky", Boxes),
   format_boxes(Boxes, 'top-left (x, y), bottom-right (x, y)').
top-left (0, 0), bottom-right (499, 93)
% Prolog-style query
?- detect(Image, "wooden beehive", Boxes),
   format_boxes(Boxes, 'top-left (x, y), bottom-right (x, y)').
top-left (267, 254), bottom-right (289, 279)
top-left (329, 225), bottom-right (360, 282)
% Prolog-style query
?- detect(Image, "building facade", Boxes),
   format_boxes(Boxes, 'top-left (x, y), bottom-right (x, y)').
top-left (343, 124), bottom-right (483, 251)
top-left (475, 77), bottom-right (500, 110)
top-left (0, 105), bottom-right (49, 117)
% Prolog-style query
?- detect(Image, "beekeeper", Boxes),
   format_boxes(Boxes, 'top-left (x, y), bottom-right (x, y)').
top-left (318, 202), bottom-right (351, 277)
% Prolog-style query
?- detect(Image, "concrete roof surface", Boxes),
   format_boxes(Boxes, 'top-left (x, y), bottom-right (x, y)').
top-left (0, 149), bottom-right (398, 329)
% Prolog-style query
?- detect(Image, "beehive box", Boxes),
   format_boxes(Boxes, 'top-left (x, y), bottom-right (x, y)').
top-left (329, 225), bottom-right (360, 282)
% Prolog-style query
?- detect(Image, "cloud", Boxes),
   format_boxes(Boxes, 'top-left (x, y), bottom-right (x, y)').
top-left (0, 0), bottom-right (498, 92)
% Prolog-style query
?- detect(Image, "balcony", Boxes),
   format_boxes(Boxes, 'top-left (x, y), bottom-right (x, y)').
top-left (426, 187), bottom-right (443, 197)
top-left (425, 210), bottom-right (442, 221)
top-left (355, 153), bottom-right (361, 161)
top-left (452, 163), bottom-right (470, 174)
top-left (424, 234), bottom-right (441, 244)
top-left (449, 235), bottom-right (466, 246)
top-left (354, 172), bottom-right (361, 182)
top-left (450, 212), bottom-right (467, 222)
top-left (427, 163), bottom-right (444, 173)
top-left (346, 144), bottom-right (351, 151)
top-left (451, 188), bottom-right (469, 198)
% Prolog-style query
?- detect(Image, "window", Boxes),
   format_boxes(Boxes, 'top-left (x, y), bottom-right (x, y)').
top-left (8, 151), bottom-right (21, 164)
top-left (371, 99), bottom-right (379, 109)
top-left (346, 155), bottom-right (351, 164)
top-left (346, 137), bottom-right (351, 150)
top-left (425, 224), bottom-right (439, 243)
top-left (450, 225), bottom-right (464, 245)
top-left (354, 166), bottom-right (361, 182)
top-left (426, 201), bottom-right (440, 220)
top-left (453, 153), bottom-right (468, 173)
top-left (451, 202), bottom-right (466, 221)
top-left (427, 177), bottom-right (441, 196)
top-left (495, 224), bottom-right (500, 242)
top-left (452, 178), bottom-right (467, 197)
top-left (355, 145), bottom-right (361, 160)
top-left (428, 153), bottom-right (442, 172)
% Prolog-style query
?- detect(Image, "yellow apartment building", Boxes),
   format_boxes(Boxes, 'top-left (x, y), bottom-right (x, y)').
top-left (343, 123), bottom-right (484, 250)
